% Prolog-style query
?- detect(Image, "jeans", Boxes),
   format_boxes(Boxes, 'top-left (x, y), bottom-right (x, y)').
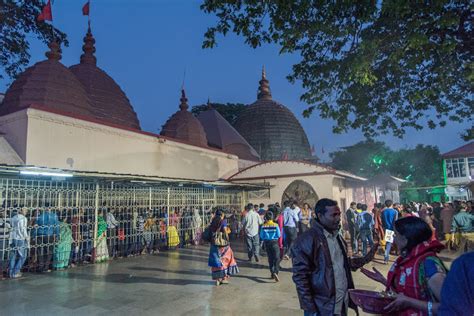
top-left (284, 226), bottom-right (297, 257)
top-left (264, 240), bottom-right (280, 275)
top-left (360, 229), bottom-right (374, 256)
top-left (303, 311), bottom-right (320, 316)
top-left (245, 234), bottom-right (260, 259)
top-left (385, 241), bottom-right (392, 262)
top-left (9, 239), bottom-right (27, 277)
top-left (348, 227), bottom-right (359, 254)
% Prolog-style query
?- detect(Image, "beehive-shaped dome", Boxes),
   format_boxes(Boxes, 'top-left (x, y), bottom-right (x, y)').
top-left (161, 89), bottom-right (208, 147)
top-left (69, 27), bottom-right (141, 129)
top-left (234, 69), bottom-right (311, 161)
top-left (0, 42), bottom-right (95, 117)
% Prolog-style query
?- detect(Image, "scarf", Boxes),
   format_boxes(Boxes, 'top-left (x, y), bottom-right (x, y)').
top-left (386, 240), bottom-right (445, 316)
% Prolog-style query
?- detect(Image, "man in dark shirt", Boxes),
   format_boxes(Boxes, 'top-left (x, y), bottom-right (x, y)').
top-left (345, 202), bottom-right (359, 255)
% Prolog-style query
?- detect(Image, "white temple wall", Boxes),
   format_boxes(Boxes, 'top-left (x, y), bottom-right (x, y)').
top-left (0, 110), bottom-right (28, 162)
top-left (2, 108), bottom-right (239, 180)
top-left (232, 174), bottom-right (349, 206)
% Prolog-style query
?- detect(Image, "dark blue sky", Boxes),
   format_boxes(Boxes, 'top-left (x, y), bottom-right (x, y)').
top-left (0, 0), bottom-right (470, 160)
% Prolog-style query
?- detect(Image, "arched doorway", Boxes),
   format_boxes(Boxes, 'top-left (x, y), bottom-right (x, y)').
top-left (281, 180), bottom-right (319, 208)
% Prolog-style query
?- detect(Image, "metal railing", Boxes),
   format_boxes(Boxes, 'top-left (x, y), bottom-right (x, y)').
top-left (0, 177), bottom-right (245, 277)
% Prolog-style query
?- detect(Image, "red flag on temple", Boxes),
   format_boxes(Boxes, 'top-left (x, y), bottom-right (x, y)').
top-left (82, 1), bottom-right (90, 16)
top-left (282, 151), bottom-right (289, 160)
top-left (37, 0), bottom-right (53, 22)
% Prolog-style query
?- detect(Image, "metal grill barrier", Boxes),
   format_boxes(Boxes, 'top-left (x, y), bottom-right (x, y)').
top-left (0, 177), bottom-right (246, 277)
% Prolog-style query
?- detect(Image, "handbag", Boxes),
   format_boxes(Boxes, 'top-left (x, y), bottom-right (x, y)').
top-left (212, 231), bottom-right (229, 247)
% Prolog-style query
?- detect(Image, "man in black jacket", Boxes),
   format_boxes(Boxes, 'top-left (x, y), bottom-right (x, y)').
top-left (292, 198), bottom-right (377, 316)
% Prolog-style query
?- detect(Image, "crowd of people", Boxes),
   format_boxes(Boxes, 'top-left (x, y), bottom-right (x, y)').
top-left (205, 198), bottom-right (473, 315)
top-left (345, 199), bottom-right (474, 262)
top-left (0, 204), bottom-right (229, 279)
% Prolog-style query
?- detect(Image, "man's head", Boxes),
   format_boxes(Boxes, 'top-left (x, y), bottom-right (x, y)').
top-left (259, 203), bottom-right (265, 209)
top-left (356, 203), bottom-right (362, 210)
top-left (246, 203), bottom-right (253, 210)
top-left (314, 199), bottom-right (341, 232)
top-left (385, 199), bottom-right (393, 208)
top-left (361, 204), bottom-right (368, 212)
top-left (264, 211), bottom-right (274, 222)
top-left (350, 202), bottom-right (356, 209)
top-left (253, 204), bottom-right (259, 211)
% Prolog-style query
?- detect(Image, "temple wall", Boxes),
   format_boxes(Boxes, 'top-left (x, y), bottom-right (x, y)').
top-left (0, 110), bottom-right (29, 162)
top-left (232, 174), bottom-right (351, 207)
top-left (1, 108), bottom-right (239, 180)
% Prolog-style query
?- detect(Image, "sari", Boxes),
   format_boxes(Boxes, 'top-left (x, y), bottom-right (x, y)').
top-left (53, 222), bottom-right (73, 269)
top-left (192, 209), bottom-right (202, 245)
top-left (95, 216), bottom-right (109, 263)
top-left (208, 219), bottom-right (239, 280)
top-left (167, 226), bottom-right (180, 248)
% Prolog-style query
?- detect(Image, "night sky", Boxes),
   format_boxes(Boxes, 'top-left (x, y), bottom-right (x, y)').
top-left (0, 0), bottom-right (470, 160)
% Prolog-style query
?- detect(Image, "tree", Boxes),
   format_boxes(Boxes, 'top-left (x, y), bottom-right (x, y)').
top-left (330, 140), bottom-right (394, 178)
top-left (191, 102), bottom-right (246, 127)
top-left (201, 1), bottom-right (474, 140)
top-left (0, 0), bottom-right (68, 80)
top-left (390, 145), bottom-right (444, 187)
top-left (330, 141), bottom-right (443, 187)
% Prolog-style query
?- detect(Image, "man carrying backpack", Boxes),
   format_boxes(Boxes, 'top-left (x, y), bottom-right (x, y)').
top-left (358, 204), bottom-right (374, 256)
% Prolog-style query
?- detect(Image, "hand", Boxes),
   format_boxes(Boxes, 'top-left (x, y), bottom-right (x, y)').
top-left (384, 293), bottom-right (413, 313)
top-left (360, 266), bottom-right (387, 285)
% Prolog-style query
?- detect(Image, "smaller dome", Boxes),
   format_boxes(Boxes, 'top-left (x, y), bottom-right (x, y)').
top-left (69, 27), bottom-right (141, 130)
top-left (161, 90), bottom-right (208, 147)
top-left (0, 42), bottom-right (95, 117)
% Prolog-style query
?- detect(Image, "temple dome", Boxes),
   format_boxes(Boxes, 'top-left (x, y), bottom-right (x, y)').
top-left (234, 68), bottom-right (312, 161)
top-left (0, 42), bottom-right (95, 117)
top-left (69, 28), bottom-right (141, 130)
top-left (161, 90), bottom-right (208, 147)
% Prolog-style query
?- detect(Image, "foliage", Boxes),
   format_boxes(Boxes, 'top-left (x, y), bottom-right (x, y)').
top-left (0, 0), bottom-right (68, 80)
top-left (330, 141), bottom-right (443, 186)
top-left (191, 102), bottom-right (246, 127)
top-left (201, 1), bottom-right (474, 139)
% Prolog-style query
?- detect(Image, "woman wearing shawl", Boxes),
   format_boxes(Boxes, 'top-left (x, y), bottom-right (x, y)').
top-left (192, 208), bottom-right (202, 245)
top-left (362, 216), bottom-right (447, 315)
top-left (208, 209), bottom-right (239, 286)
top-left (95, 211), bottom-right (109, 263)
top-left (53, 212), bottom-right (73, 270)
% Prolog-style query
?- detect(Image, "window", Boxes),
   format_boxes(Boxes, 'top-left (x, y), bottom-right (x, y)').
top-left (446, 158), bottom-right (466, 178)
top-left (468, 157), bottom-right (474, 178)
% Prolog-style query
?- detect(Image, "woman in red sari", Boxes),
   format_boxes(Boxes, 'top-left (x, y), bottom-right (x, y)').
top-left (362, 217), bottom-right (447, 315)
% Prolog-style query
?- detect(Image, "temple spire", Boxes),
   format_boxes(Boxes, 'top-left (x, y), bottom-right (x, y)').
top-left (207, 97), bottom-right (212, 109)
top-left (257, 66), bottom-right (272, 100)
top-left (80, 26), bottom-right (97, 65)
top-left (179, 89), bottom-right (189, 111)
top-left (45, 41), bottom-right (62, 61)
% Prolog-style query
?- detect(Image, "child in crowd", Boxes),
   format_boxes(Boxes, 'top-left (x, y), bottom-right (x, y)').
top-left (259, 211), bottom-right (281, 282)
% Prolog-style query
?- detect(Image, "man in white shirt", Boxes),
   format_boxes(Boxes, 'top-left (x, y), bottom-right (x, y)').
top-left (242, 203), bottom-right (263, 262)
top-left (283, 200), bottom-right (299, 259)
top-left (9, 207), bottom-right (28, 278)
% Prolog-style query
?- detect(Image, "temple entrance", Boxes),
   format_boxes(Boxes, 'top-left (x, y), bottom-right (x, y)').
top-left (281, 180), bottom-right (319, 208)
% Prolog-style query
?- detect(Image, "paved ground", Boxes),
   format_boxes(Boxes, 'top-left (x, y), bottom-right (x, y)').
top-left (0, 241), bottom-right (457, 316)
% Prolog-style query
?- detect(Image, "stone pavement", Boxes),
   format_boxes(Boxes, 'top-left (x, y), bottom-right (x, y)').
top-left (0, 241), bottom-right (457, 316)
